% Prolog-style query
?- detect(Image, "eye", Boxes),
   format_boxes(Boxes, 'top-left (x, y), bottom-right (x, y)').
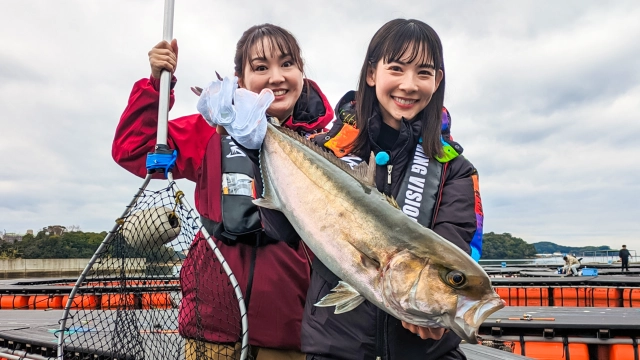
top-left (389, 65), bottom-right (402, 72)
top-left (445, 271), bottom-right (466, 288)
top-left (255, 65), bottom-right (268, 71)
top-left (282, 60), bottom-right (294, 68)
top-left (419, 70), bottom-right (434, 76)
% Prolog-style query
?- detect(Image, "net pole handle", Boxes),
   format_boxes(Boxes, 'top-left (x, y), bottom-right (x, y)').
top-left (156, 0), bottom-right (175, 147)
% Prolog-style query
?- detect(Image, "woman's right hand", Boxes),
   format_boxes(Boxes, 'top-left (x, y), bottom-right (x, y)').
top-left (149, 39), bottom-right (179, 79)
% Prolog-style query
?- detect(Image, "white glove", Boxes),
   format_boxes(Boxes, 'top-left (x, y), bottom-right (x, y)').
top-left (229, 88), bottom-right (274, 149)
top-left (196, 76), bottom-right (238, 127)
top-left (196, 76), bottom-right (274, 149)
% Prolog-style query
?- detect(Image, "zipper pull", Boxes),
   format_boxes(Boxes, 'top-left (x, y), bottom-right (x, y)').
top-left (387, 165), bottom-right (393, 184)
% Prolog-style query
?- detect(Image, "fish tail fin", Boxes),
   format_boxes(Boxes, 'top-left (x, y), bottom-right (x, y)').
top-left (314, 281), bottom-right (365, 314)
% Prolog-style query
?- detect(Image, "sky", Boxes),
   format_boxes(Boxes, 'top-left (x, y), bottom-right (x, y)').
top-left (1, 0), bottom-right (639, 251)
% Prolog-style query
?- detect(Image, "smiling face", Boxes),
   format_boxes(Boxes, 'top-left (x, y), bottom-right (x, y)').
top-left (238, 37), bottom-right (304, 122)
top-left (366, 44), bottom-right (443, 130)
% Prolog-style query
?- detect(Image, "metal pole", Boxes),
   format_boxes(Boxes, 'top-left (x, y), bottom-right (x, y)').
top-left (156, 0), bottom-right (175, 147)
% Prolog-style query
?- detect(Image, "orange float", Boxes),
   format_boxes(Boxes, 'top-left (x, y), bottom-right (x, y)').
top-left (61, 294), bottom-right (98, 309)
top-left (623, 288), bottom-right (640, 307)
top-left (609, 343), bottom-right (637, 360)
top-left (512, 342), bottom-right (589, 360)
top-left (142, 293), bottom-right (173, 309)
top-left (494, 287), bottom-right (549, 306)
top-left (0, 295), bottom-right (30, 309)
top-left (101, 293), bottom-right (135, 309)
top-left (553, 288), bottom-right (620, 307)
top-left (28, 295), bottom-right (63, 309)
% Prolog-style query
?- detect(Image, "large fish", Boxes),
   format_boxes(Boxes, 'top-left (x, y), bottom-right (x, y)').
top-left (254, 123), bottom-right (503, 343)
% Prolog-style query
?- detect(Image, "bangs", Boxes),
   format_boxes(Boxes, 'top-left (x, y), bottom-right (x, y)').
top-left (243, 28), bottom-right (304, 72)
top-left (379, 22), bottom-right (442, 69)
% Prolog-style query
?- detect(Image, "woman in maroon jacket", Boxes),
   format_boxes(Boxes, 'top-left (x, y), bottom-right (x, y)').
top-left (112, 24), bottom-right (333, 360)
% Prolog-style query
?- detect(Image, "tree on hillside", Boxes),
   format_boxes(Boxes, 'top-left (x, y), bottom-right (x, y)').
top-left (533, 242), bottom-right (612, 254)
top-left (14, 231), bottom-right (106, 259)
top-left (482, 232), bottom-right (537, 259)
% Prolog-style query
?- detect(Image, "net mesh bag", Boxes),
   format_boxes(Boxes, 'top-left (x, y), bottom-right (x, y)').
top-left (57, 181), bottom-right (247, 360)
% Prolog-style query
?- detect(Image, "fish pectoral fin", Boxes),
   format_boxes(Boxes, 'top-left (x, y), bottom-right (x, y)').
top-left (252, 198), bottom-right (279, 210)
top-left (335, 295), bottom-right (366, 314)
top-left (314, 281), bottom-right (365, 314)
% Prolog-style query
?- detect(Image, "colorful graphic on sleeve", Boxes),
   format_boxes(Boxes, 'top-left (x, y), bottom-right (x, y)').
top-left (470, 173), bottom-right (484, 262)
top-left (435, 107), bottom-right (462, 163)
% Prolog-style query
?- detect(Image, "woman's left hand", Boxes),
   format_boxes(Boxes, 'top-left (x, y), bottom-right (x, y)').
top-left (401, 321), bottom-right (448, 340)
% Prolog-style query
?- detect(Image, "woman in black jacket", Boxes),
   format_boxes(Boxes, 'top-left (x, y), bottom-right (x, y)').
top-left (301, 18), bottom-right (484, 360)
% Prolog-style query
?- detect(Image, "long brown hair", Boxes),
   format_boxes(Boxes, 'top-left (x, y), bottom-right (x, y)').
top-left (350, 19), bottom-right (445, 159)
top-left (234, 24), bottom-right (305, 80)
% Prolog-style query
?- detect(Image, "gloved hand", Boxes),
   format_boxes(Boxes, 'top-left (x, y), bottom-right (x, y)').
top-left (229, 87), bottom-right (274, 149)
top-left (196, 75), bottom-right (274, 149)
top-left (196, 76), bottom-right (238, 127)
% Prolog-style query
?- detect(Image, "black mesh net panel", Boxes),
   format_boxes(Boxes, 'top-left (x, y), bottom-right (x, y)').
top-left (58, 182), bottom-right (247, 360)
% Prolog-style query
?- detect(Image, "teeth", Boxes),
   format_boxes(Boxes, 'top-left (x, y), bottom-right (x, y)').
top-left (393, 97), bottom-right (417, 105)
top-left (274, 90), bottom-right (287, 96)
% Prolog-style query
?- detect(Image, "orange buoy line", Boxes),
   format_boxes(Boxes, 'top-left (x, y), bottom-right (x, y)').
top-left (0, 293), bottom-right (175, 310)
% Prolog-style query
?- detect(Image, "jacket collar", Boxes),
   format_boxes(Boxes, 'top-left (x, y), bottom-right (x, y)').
top-left (280, 79), bottom-right (334, 133)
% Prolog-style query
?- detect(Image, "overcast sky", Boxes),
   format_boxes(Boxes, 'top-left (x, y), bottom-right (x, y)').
top-left (1, 0), bottom-right (639, 251)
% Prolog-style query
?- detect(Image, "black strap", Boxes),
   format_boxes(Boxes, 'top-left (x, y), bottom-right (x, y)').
top-left (376, 308), bottom-right (386, 360)
top-left (244, 244), bottom-right (258, 313)
top-left (563, 336), bottom-right (570, 360)
top-left (519, 334), bottom-right (525, 356)
top-left (200, 216), bottom-right (275, 247)
top-left (633, 337), bottom-right (638, 360)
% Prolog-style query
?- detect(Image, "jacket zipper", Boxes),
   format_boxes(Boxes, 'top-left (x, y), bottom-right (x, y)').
top-left (383, 138), bottom-right (409, 194)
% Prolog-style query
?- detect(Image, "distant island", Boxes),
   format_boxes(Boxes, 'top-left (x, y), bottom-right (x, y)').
top-left (479, 232), bottom-right (616, 260)
top-left (532, 241), bottom-right (614, 256)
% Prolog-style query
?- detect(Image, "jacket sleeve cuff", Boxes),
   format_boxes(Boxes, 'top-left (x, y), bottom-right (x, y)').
top-left (150, 74), bottom-right (177, 91)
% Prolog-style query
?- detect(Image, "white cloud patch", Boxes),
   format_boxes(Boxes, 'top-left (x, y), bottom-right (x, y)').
top-left (1, 0), bottom-right (639, 251)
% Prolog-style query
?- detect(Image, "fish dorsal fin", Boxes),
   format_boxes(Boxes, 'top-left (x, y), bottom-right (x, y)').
top-left (351, 151), bottom-right (376, 187)
top-left (274, 125), bottom-right (376, 187)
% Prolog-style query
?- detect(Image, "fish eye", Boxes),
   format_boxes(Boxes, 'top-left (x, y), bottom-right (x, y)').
top-left (446, 271), bottom-right (466, 287)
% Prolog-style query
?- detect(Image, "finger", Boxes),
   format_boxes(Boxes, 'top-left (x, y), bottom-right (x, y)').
top-left (150, 48), bottom-right (177, 61)
top-left (171, 39), bottom-right (179, 58)
top-left (154, 40), bottom-right (173, 50)
top-left (151, 55), bottom-right (177, 69)
top-left (401, 321), bottom-right (417, 332)
top-left (150, 60), bottom-right (175, 73)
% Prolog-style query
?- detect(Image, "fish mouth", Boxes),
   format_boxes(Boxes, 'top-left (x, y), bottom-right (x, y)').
top-left (447, 296), bottom-right (505, 344)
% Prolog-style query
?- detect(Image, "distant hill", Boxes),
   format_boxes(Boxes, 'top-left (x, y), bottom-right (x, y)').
top-left (481, 234), bottom-right (619, 259)
top-left (532, 241), bottom-right (614, 255)
top-left (483, 232), bottom-right (538, 259)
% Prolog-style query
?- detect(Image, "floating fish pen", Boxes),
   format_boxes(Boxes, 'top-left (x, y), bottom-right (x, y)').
top-left (478, 306), bottom-right (640, 360)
